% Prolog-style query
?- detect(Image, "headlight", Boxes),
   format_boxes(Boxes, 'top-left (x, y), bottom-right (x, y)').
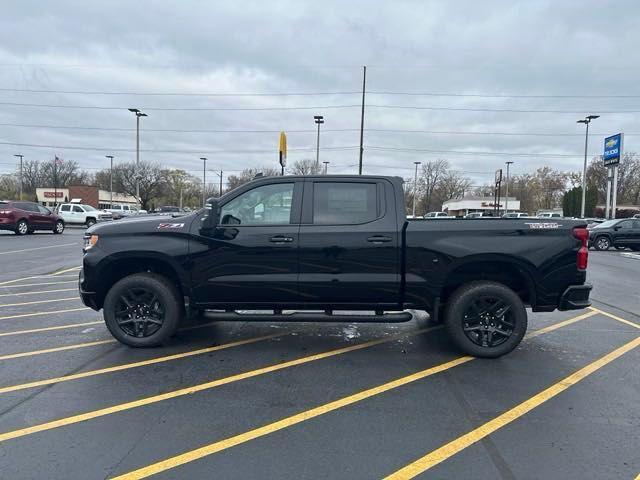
top-left (83, 234), bottom-right (99, 251)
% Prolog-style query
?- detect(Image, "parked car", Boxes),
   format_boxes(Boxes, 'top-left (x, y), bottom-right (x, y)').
top-left (502, 212), bottom-right (530, 218)
top-left (106, 204), bottom-right (139, 220)
top-left (424, 212), bottom-right (453, 219)
top-left (80, 175), bottom-right (592, 359)
top-left (56, 203), bottom-right (113, 227)
top-left (588, 218), bottom-right (640, 251)
top-left (464, 212), bottom-right (494, 219)
top-left (537, 212), bottom-right (563, 218)
top-left (0, 200), bottom-right (65, 235)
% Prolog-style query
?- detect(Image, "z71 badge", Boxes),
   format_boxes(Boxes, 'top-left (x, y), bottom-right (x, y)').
top-left (157, 223), bottom-right (185, 229)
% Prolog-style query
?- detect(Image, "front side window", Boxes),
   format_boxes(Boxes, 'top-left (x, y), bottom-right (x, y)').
top-left (37, 205), bottom-right (51, 214)
top-left (313, 182), bottom-right (378, 225)
top-left (617, 220), bottom-right (632, 230)
top-left (60, 205), bottom-right (71, 212)
top-left (220, 183), bottom-right (294, 225)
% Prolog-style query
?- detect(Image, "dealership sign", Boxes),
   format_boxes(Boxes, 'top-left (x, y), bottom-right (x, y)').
top-left (603, 133), bottom-right (623, 166)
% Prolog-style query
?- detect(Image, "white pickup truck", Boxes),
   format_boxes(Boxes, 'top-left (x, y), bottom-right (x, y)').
top-left (56, 203), bottom-right (113, 227)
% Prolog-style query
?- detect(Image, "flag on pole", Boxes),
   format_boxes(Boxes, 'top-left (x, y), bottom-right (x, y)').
top-left (55, 156), bottom-right (63, 166)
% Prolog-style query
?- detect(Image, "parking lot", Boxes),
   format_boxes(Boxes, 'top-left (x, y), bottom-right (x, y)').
top-left (0, 228), bottom-right (638, 479)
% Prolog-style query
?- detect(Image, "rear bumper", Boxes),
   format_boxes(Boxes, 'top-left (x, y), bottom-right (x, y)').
top-left (558, 284), bottom-right (592, 311)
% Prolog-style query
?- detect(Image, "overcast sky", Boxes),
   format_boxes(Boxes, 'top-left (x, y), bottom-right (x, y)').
top-left (0, 0), bottom-right (638, 187)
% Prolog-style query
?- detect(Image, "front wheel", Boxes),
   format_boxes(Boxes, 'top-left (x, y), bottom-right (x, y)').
top-left (103, 273), bottom-right (183, 347)
top-left (594, 236), bottom-right (611, 251)
top-left (445, 281), bottom-right (527, 358)
top-left (53, 220), bottom-right (65, 234)
top-left (15, 219), bottom-right (28, 235)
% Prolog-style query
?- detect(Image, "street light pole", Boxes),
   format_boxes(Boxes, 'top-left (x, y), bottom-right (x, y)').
top-left (505, 161), bottom-right (513, 214)
top-left (314, 115), bottom-right (324, 168)
top-left (128, 108), bottom-right (148, 203)
top-left (13, 154), bottom-right (23, 200)
top-left (217, 170), bottom-right (223, 197)
top-left (412, 161), bottom-right (421, 217)
top-left (200, 157), bottom-right (207, 207)
top-left (106, 155), bottom-right (114, 207)
top-left (323, 161), bottom-right (329, 175)
top-left (577, 115), bottom-right (599, 218)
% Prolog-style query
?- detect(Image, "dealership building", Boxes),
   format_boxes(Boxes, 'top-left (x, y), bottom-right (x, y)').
top-left (442, 196), bottom-right (521, 217)
top-left (36, 186), bottom-right (138, 209)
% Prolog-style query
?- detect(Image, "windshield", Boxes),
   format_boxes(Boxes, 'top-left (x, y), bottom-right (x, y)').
top-left (83, 205), bottom-right (97, 211)
top-left (593, 219), bottom-right (619, 229)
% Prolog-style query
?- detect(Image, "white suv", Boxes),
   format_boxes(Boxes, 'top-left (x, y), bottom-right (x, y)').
top-left (106, 204), bottom-right (138, 219)
top-left (424, 212), bottom-right (452, 219)
top-left (57, 203), bottom-right (113, 227)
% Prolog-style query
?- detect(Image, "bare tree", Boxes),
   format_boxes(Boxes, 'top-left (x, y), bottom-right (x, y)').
top-left (226, 167), bottom-right (280, 191)
top-left (291, 159), bottom-right (322, 175)
top-left (113, 161), bottom-right (165, 210)
top-left (417, 159), bottom-right (449, 212)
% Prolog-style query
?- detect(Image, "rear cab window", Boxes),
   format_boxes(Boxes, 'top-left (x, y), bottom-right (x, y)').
top-left (312, 182), bottom-right (379, 225)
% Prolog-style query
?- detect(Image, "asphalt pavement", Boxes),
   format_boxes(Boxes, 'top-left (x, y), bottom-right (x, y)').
top-left (0, 230), bottom-right (638, 479)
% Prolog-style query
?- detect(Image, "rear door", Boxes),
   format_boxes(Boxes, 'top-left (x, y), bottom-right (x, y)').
top-left (297, 178), bottom-right (400, 307)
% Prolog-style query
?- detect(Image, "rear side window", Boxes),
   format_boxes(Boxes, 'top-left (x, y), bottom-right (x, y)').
top-left (60, 205), bottom-right (71, 212)
top-left (15, 202), bottom-right (37, 212)
top-left (73, 205), bottom-right (84, 213)
top-left (312, 182), bottom-right (378, 225)
top-left (618, 220), bottom-right (633, 230)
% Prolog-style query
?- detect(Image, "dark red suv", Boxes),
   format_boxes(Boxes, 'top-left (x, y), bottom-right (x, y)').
top-left (0, 201), bottom-right (65, 235)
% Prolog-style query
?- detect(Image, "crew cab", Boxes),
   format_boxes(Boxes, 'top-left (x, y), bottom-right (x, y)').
top-left (80, 175), bottom-right (592, 358)
top-left (57, 203), bottom-right (113, 227)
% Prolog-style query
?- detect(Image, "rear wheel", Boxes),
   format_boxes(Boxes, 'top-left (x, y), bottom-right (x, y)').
top-left (445, 281), bottom-right (527, 358)
top-left (14, 219), bottom-right (28, 235)
top-left (86, 217), bottom-right (96, 227)
top-left (103, 273), bottom-right (183, 347)
top-left (594, 236), bottom-right (611, 251)
top-left (53, 220), bottom-right (65, 234)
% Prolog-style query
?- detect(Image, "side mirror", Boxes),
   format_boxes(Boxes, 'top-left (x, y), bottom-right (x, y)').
top-left (201, 197), bottom-right (221, 233)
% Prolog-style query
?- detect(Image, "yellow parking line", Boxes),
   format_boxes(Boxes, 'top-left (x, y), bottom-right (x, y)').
top-left (0, 332), bottom-right (289, 394)
top-left (1, 280), bottom-right (77, 288)
top-left (109, 312), bottom-right (596, 480)
top-left (589, 307), bottom-right (640, 330)
top-left (0, 288), bottom-right (77, 298)
top-left (52, 266), bottom-right (81, 275)
top-left (0, 321), bottom-right (102, 337)
top-left (0, 340), bottom-right (116, 361)
top-left (384, 334), bottom-right (640, 479)
top-left (0, 297), bottom-right (79, 308)
top-left (0, 307), bottom-right (91, 321)
top-left (0, 326), bottom-right (440, 444)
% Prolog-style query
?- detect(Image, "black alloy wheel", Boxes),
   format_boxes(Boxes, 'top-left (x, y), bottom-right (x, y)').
top-left (461, 295), bottom-right (515, 348)
top-left (114, 287), bottom-right (165, 338)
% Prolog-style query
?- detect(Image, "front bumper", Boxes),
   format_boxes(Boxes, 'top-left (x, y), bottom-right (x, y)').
top-left (558, 284), bottom-right (592, 310)
top-left (78, 268), bottom-right (100, 310)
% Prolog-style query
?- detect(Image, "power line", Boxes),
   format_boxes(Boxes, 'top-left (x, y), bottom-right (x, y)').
top-left (0, 87), bottom-right (360, 97)
top-left (0, 122), bottom-right (638, 137)
top-left (367, 105), bottom-right (640, 114)
top-left (0, 101), bottom-right (361, 111)
top-left (368, 91), bottom-right (640, 99)
top-left (366, 145), bottom-right (587, 158)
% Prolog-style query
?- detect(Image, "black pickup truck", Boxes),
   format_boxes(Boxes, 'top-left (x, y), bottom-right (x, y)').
top-left (80, 175), bottom-right (591, 358)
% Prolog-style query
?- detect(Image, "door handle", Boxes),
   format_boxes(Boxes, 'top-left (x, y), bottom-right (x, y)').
top-left (367, 235), bottom-right (392, 244)
top-left (269, 235), bottom-right (294, 243)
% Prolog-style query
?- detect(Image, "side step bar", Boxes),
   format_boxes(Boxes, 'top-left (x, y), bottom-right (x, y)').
top-left (200, 311), bottom-right (414, 323)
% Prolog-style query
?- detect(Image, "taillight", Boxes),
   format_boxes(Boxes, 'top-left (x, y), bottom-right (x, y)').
top-left (573, 227), bottom-right (589, 271)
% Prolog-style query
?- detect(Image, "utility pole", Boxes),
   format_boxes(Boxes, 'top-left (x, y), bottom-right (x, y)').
top-left (200, 157), bottom-right (207, 207)
top-left (217, 170), bottom-right (223, 197)
top-left (105, 155), bottom-right (114, 207)
top-left (412, 161), bottom-right (421, 217)
top-left (128, 108), bottom-right (148, 203)
top-left (358, 65), bottom-right (366, 175)
top-left (314, 115), bottom-right (324, 168)
top-left (13, 154), bottom-right (23, 200)
top-left (505, 161), bottom-right (513, 214)
top-left (323, 161), bottom-right (329, 175)
top-left (577, 115), bottom-right (599, 218)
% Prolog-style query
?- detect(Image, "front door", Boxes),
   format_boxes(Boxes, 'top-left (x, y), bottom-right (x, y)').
top-left (297, 179), bottom-right (401, 307)
top-left (190, 180), bottom-right (303, 306)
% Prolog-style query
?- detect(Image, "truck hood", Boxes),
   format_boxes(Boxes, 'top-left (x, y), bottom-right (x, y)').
top-left (87, 213), bottom-right (197, 236)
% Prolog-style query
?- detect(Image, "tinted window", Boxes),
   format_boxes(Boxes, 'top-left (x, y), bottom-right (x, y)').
top-left (37, 205), bottom-right (51, 214)
top-left (60, 205), bottom-right (71, 212)
top-left (617, 220), bottom-right (632, 229)
top-left (73, 205), bottom-right (84, 213)
top-left (221, 183), bottom-right (294, 225)
top-left (16, 202), bottom-right (38, 212)
top-left (313, 182), bottom-right (377, 225)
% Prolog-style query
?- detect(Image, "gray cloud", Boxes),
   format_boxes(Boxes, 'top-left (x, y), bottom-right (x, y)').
top-left (0, 0), bottom-right (638, 187)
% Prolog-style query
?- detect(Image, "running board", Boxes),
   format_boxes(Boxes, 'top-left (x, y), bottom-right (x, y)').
top-left (200, 311), bottom-right (414, 323)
